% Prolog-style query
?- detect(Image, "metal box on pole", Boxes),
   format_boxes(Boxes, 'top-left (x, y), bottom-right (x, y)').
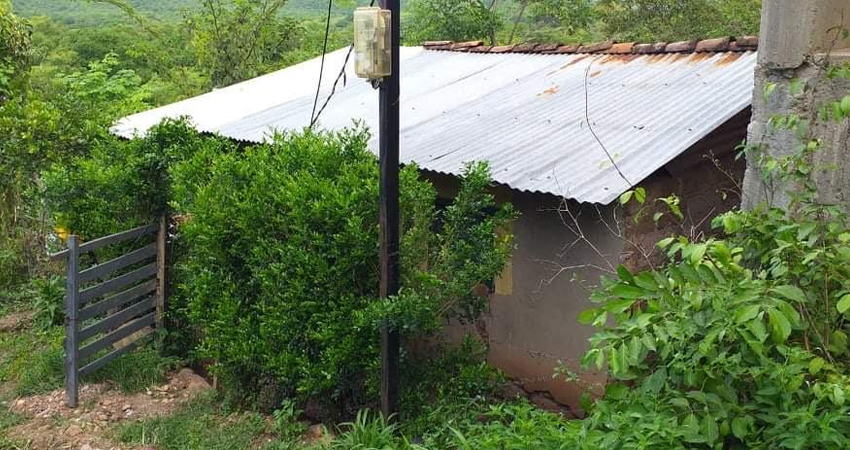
top-left (354, 7), bottom-right (392, 79)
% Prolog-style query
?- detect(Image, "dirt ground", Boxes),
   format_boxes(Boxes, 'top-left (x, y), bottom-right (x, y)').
top-left (3, 368), bottom-right (212, 450)
top-left (0, 311), bottom-right (34, 333)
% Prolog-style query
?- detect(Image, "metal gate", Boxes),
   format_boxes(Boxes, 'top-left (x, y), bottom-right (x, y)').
top-left (51, 217), bottom-right (167, 407)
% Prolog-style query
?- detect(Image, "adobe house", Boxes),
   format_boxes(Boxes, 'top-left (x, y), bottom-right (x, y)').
top-left (114, 36), bottom-right (758, 415)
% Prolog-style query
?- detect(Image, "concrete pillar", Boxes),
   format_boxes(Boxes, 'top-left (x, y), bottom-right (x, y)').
top-left (742, 0), bottom-right (850, 209)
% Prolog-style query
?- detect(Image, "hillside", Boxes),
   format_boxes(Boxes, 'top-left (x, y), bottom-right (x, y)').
top-left (11, 0), bottom-right (380, 26)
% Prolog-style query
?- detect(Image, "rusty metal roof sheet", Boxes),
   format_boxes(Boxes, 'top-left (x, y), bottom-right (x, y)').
top-left (114, 45), bottom-right (757, 204)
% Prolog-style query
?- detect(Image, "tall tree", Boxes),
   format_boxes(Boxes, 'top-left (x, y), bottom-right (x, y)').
top-left (187, 0), bottom-right (294, 87)
top-left (595, 0), bottom-right (761, 42)
top-left (507, 0), bottom-right (594, 44)
top-left (403, 0), bottom-right (502, 45)
top-left (0, 0), bottom-right (32, 102)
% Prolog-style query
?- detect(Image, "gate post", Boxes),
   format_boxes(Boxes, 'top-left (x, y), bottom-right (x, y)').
top-left (64, 235), bottom-right (80, 408)
top-left (155, 216), bottom-right (167, 341)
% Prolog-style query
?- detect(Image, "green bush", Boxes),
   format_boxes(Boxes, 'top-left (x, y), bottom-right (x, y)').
top-left (42, 119), bottom-right (515, 417)
top-left (447, 401), bottom-right (581, 450)
top-left (0, 238), bottom-right (26, 297)
top-left (176, 126), bottom-right (514, 416)
top-left (42, 118), bottom-right (232, 242)
top-left (327, 411), bottom-right (405, 450)
top-left (30, 275), bottom-right (64, 328)
top-left (576, 70), bottom-right (850, 449)
top-left (322, 400), bottom-right (579, 450)
top-left (402, 0), bottom-right (502, 45)
top-left (399, 336), bottom-right (506, 445)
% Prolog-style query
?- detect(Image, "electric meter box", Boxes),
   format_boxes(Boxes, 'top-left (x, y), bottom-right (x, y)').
top-left (354, 7), bottom-right (392, 79)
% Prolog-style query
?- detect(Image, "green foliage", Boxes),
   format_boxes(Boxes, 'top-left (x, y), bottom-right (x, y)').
top-left (176, 126), bottom-right (514, 415)
top-left (398, 336), bottom-right (506, 445)
top-left (87, 344), bottom-right (181, 392)
top-left (0, 325), bottom-right (64, 396)
top-left (448, 401), bottom-right (581, 450)
top-left (1, 52), bottom-right (149, 277)
top-left (0, 239), bottom-right (27, 295)
top-left (517, 0), bottom-right (595, 44)
top-left (326, 411), bottom-right (404, 450)
top-left (0, 316), bottom-right (176, 396)
top-left (403, 0), bottom-right (502, 45)
top-left (0, 0), bottom-right (32, 100)
top-left (403, 0), bottom-right (760, 45)
top-left (30, 275), bottom-right (64, 328)
top-left (186, 0), bottom-right (298, 87)
top-left (43, 119), bottom-right (231, 240)
top-left (320, 400), bottom-right (578, 450)
top-left (272, 399), bottom-right (308, 447)
top-left (576, 59), bottom-right (850, 450)
top-left (0, 405), bottom-right (26, 450)
top-left (12, 0), bottom-right (199, 27)
top-left (595, 0), bottom-right (762, 42)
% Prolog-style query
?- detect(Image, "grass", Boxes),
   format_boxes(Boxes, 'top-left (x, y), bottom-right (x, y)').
top-left (86, 343), bottom-right (180, 393)
top-left (116, 392), bottom-right (271, 450)
top-left (0, 324), bottom-right (65, 397)
top-left (0, 309), bottom-right (179, 398)
top-left (0, 406), bottom-right (26, 450)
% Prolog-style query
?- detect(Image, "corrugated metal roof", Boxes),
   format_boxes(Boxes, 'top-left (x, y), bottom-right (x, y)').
top-left (113, 47), bottom-right (757, 204)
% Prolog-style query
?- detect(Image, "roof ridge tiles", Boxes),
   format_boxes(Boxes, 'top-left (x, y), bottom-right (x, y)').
top-left (421, 36), bottom-right (758, 55)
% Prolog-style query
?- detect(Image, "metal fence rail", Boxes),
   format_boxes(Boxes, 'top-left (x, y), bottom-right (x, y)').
top-left (52, 218), bottom-right (167, 407)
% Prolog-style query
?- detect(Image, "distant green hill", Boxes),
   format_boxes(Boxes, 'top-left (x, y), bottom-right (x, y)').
top-left (11, 0), bottom-right (197, 26)
top-left (11, 0), bottom-right (379, 27)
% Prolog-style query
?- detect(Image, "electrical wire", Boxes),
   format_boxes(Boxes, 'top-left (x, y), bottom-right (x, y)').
top-left (583, 59), bottom-right (633, 187)
top-left (310, 44), bottom-right (354, 129)
top-left (309, 0), bottom-right (335, 128)
top-left (309, 0), bottom-right (377, 129)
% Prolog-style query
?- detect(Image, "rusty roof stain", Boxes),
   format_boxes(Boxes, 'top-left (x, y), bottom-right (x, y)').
top-left (537, 85), bottom-right (560, 97)
top-left (599, 54), bottom-right (642, 64)
top-left (715, 52), bottom-right (745, 67)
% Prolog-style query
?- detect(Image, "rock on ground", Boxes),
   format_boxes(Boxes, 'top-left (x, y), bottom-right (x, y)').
top-left (4, 368), bottom-right (212, 450)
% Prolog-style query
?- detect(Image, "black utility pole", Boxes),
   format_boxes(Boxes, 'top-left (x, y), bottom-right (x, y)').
top-left (378, 0), bottom-right (401, 419)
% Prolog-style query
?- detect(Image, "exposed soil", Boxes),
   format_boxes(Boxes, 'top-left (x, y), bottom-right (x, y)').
top-left (3, 368), bottom-right (212, 450)
top-left (0, 310), bottom-right (34, 333)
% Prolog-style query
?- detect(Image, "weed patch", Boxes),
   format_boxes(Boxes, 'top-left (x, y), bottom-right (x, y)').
top-left (86, 344), bottom-right (180, 393)
top-left (0, 325), bottom-right (64, 397)
top-left (0, 320), bottom-right (178, 398)
top-left (116, 392), bottom-right (269, 450)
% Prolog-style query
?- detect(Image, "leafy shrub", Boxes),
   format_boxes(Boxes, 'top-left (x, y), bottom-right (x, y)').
top-left (42, 118), bottom-right (231, 242)
top-left (31, 275), bottom-right (64, 328)
top-left (272, 399), bottom-right (307, 447)
top-left (575, 67), bottom-right (850, 449)
top-left (448, 401), bottom-right (581, 450)
top-left (399, 336), bottom-right (506, 445)
top-left (176, 126), bottom-right (514, 416)
top-left (43, 118), bottom-right (514, 416)
top-left (327, 411), bottom-right (404, 450)
top-left (0, 238), bottom-right (26, 297)
top-left (0, 0), bottom-right (32, 100)
top-left (403, 0), bottom-right (502, 45)
top-left (324, 400), bottom-right (578, 450)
